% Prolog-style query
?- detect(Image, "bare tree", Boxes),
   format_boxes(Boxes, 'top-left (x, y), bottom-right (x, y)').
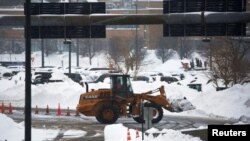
top-left (155, 37), bottom-right (175, 63)
top-left (44, 39), bottom-right (58, 56)
top-left (209, 37), bottom-right (250, 87)
top-left (79, 39), bottom-right (89, 57)
top-left (108, 36), bottom-right (146, 74)
top-left (108, 37), bottom-right (123, 68)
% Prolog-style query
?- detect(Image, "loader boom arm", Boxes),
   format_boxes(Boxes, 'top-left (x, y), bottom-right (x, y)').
top-left (139, 86), bottom-right (173, 111)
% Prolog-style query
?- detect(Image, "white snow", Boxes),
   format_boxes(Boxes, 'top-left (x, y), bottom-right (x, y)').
top-left (192, 84), bottom-right (250, 119)
top-left (1, 50), bottom-right (250, 140)
top-left (104, 124), bottom-right (202, 141)
top-left (1, 51), bottom-right (250, 118)
top-left (0, 113), bottom-right (87, 141)
top-left (63, 130), bottom-right (87, 138)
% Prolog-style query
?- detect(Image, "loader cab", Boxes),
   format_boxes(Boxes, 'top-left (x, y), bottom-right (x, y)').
top-left (111, 75), bottom-right (133, 98)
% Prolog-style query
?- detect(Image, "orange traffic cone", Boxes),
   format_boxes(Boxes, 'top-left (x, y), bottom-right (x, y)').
top-left (9, 102), bottom-right (13, 114)
top-left (45, 105), bottom-right (50, 115)
top-left (35, 105), bottom-right (39, 114)
top-left (57, 103), bottom-right (61, 116)
top-left (75, 110), bottom-right (80, 116)
top-left (136, 128), bottom-right (140, 138)
top-left (127, 128), bottom-right (131, 141)
top-left (66, 107), bottom-right (70, 116)
top-left (1, 102), bottom-right (5, 114)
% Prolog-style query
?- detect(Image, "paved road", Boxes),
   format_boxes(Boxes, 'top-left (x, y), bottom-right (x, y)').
top-left (6, 108), bottom-right (239, 141)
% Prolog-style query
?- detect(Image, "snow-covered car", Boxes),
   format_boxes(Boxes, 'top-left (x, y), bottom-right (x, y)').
top-left (64, 66), bottom-right (83, 73)
top-left (160, 76), bottom-right (179, 84)
top-left (93, 73), bottom-right (123, 83)
top-left (2, 72), bottom-right (14, 80)
top-left (80, 67), bottom-right (121, 81)
top-left (32, 71), bottom-right (83, 85)
top-left (7, 65), bottom-right (25, 74)
top-left (138, 71), bottom-right (163, 77)
top-left (170, 97), bottom-right (195, 112)
top-left (33, 66), bottom-right (60, 72)
top-left (135, 71), bottom-right (163, 82)
top-left (32, 77), bottom-right (63, 85)
top-left (133, 75), bottom-right (154, 83)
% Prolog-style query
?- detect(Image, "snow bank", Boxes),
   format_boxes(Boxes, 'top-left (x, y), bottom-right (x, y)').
top-left (155, 59), bottom-right (184, 74)
top-left (32, 81), bottom-right (84, 109)
top-left (1, 51), bottom-right (250, 120)
top-left (192, 84), bottom-right (250, 119)
top-left (0, 113), bottom-right (87, 141)
top-left (0, 113), bottom-right (58, 141)
top-left (0, 73), bottom-right (85, 109)
top-left (0, 114), bottom-right (24, 141)
top-left (104, 124), bottom-right (202, 141)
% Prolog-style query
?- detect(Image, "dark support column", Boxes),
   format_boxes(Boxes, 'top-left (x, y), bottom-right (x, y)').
top-left (135, 2), bottom-right (138, 70)
top-left (88, 39), bottom-right (92, 65)
top-left (76, 39), bottom-right (79, 67)
top-left (41, 39), bottom-right (44, 67)
top-left (25, 0), bottom-right (32, 141)
top-left (64, 39), bottom-right (72, 74)
top-left (69, 42), bottom-right (71, 74)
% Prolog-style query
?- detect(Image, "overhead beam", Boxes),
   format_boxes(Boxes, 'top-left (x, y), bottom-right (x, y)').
top-left (0, 12), bottom-right (250, 26)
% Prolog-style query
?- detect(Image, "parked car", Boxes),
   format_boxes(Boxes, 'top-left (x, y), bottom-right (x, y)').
top-left (64, 73), bottom-right (83, 83)
top-left (2, 72), bottom-right (14, 79)
top-left (7, 66), bottom-right (25, 74)
top-left (64, 66), bottom-right (83, 73)
top-left (160, 76), bottom-right (179, 84)
top-left (133, 76), bottom-right (152, 82)
top-left (32, 77), bottom-right (63, 85)
top-left (32, 71), bottom-right (83, 85)
top-left (82, 67), bottom-right (121, 76)
top-left (88, 73), bottom-right (123, 83)
top-left (34, 66), bottom-right (60, 72)
top-left (32, 72), bottom-right (53, 84)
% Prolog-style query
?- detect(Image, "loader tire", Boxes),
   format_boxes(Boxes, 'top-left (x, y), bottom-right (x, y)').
top-left (96, 104), bottom-right (119, 124)
top-left (133, 103), bottom-right (163, 124)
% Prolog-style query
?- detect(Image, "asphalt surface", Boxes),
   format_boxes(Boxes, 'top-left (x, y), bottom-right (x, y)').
top-left (5, 108), bottom-right (239, 141)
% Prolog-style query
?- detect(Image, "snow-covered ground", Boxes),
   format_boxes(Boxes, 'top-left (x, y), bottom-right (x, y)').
top-left (105, 124), bottom-right (202, 141)
top-left (0, 113), bottom-right (86, 141)
top-left (0, 50), bottom-right (250, 140)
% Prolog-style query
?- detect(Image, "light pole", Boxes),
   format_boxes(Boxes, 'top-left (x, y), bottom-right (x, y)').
top-left (76, 39), bottom-right (79, 67)
top-left (64, 39), bottom-right (72, 74)
top-left (202, 37), bottom-right (212, 70)
top-left (135, 0), bottom-right (138, 70)
top-left (25, 0), bottom-right (32, 140)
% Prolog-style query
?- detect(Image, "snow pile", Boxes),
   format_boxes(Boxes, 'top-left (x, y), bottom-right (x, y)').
top-left (155, 59), bottom-right (183, 75)
top-left (0, 113), bottom-right (87, 141)
top-left (63, 130), bottom-right (87, 138)
top-left (0, 72), bottom-right (85, 108)
top-left (1, 51), bottom-right (250, 119)
top-left (32, 81), bottom-right (84, 109)
top-left (0, 113), bottom-right (58, 141)
top-left (104, 124), bottom-right (201, 141)
top-left (192, 84), bottom-right (250, 119)
top-left (0, 113), bottom-right (24, 141)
